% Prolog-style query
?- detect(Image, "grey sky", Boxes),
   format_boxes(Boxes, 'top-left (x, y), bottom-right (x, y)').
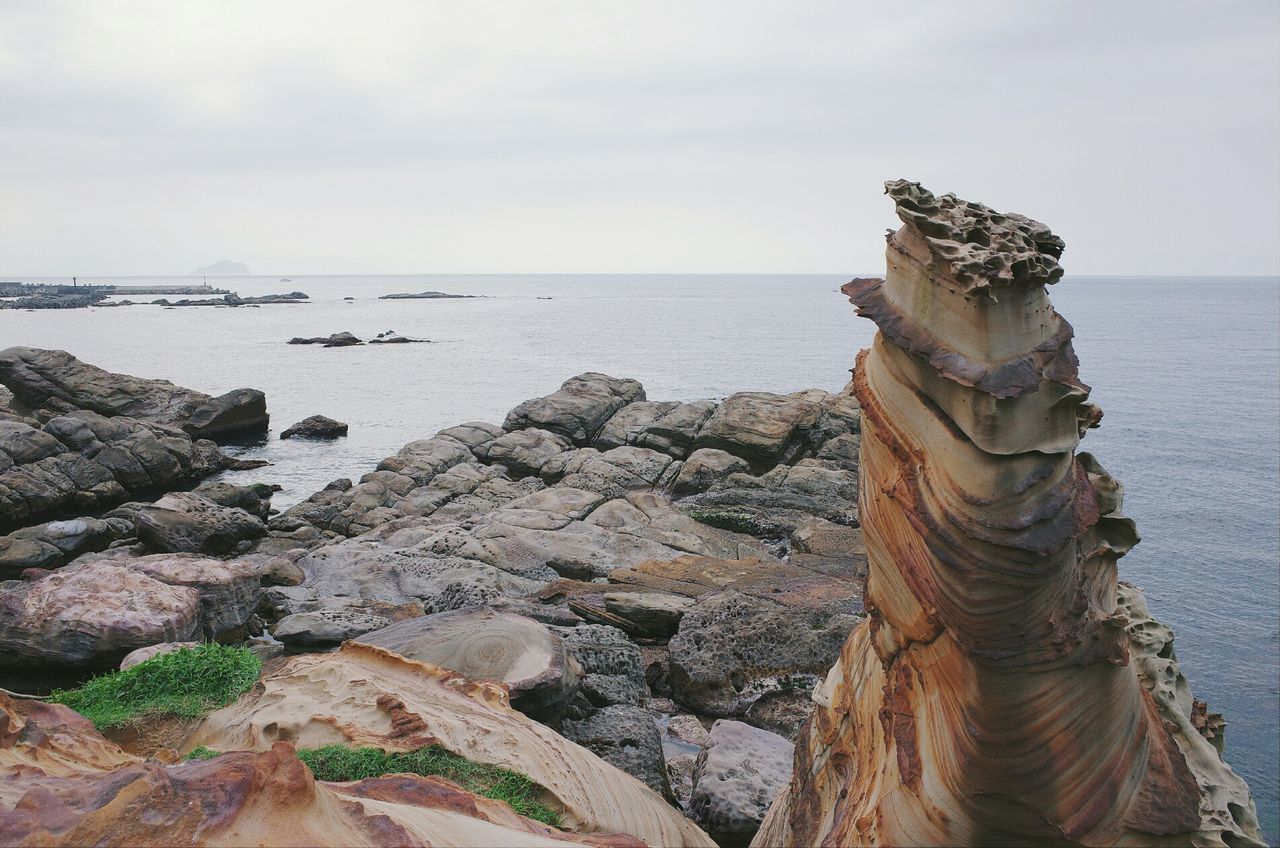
top-left (1, 1), bottom-right (1277, 276)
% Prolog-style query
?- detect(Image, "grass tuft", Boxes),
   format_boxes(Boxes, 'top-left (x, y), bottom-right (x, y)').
top-left (49, 643), bottom-right (261, 731)
top-left (299, 744), bottom-right (561, 826)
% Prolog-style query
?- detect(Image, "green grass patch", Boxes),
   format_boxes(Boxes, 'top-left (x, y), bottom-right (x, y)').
top-left (49, 643), bottom-right (261, 731)
top-left (298, 744), bottom-right (560, 826)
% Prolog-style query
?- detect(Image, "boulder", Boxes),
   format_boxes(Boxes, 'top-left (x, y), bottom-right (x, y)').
top-left (503, 373), bottom-right (645, 445)
top-left (280, 414), bottom-right (348, 440)
top-left (603, 592), bottom-right (694, 638)
top-left (272, 609), bottom-right (391, 647)
top-left (670, 448), bottom-right (749, 496)
top-left (475, 428), bottom-right (572, 478)
top-left (547, 445), bottom-right (674, 494)
top-left (677, 458), bottom-right (859, 536)
top-left (668, 590), bottom-right (857, 723)
top-left (690, 720), bottom-right (794, 847)
top-left (0, 515), bottom-right (133, 576)
top-left (562, 705), bottom-right (673, 801)
top-left (355, 608), bottom-right (580, 722)
top-left (0, 554), bottom-right (259, 668)
top-left (183, 388), bottom-right (268, 441)
top-left (692, 391), bottom-right (822, 470)
top-left (593, 399), bottom-right (718, 459)
top-left (0, 347), bottom-right (267, 442)
top-left (119, 640), bottom-right (200, 669)
top-left (135, 492), bottom-right (266, 555)
top-left (0, 411), bottom-right (224, 532)
top-left (555, 624), bottom-right (650, 712)
top-left (191, 480), bottom-right (272, 519)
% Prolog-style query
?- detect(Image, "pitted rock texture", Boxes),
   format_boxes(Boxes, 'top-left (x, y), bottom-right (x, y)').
top-left (883, 178), bottom-right (1065, 291)
top-left (135, 491), bottom-right (266, 554)
top-left (0, 346), bottom-right (267, 441)
top-left (0, 695), bottom-right (652, 848)
top-left (691, 720), bottom-right (793, 848)
top-left (562, 704), bottom-right (673, 801)
top-left (187, 642), bottom-right (716, 847)
top-left (753, 182), bottom-right (1263, 848)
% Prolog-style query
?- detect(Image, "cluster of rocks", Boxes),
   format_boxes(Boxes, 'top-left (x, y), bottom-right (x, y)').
top-left (288, 330), bottom-right (427, 346)
top-left (0, 291), bottom-right (107, 309)
top-left (155, 291), bottom-right (309, 307)
top-left (0, 364), bottom-right (868, 843)
top-left (377, 291), bottom-right (477, 300)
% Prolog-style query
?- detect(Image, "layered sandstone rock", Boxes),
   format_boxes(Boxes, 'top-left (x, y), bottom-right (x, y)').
top-left (754, 181), bottom-right (1262, 847)
top-left (0, 695), bottom-right (647, 848)
top-left (187, 641), bottom-right (715, 847)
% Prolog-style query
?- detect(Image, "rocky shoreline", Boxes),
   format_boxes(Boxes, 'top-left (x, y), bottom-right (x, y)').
top-left (0, 183), bottom-right (1262, 848)
top-left (0, 349), bottom-right (862, 844)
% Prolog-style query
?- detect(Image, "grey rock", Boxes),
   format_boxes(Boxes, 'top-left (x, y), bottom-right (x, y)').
top-left (475, 428), bottom-right (572, 478)
top-left (280, 415), bottom-right (348, 440)
top-left (0, 515), bottom-right (133, 575)
top-left (503, 373), bottom-right (645, 445)
top-left (692, 391), bottom-right (822, 471)
top-left (690, 719), bottom-right (794, 847)
top-left (668, 590), bottom-right (859, 717)
top-left (670, 448), bottom-right (750, 496)
top-left (183, 388), bottom-right (269, 441)
top-left (561, 705), bottom-right (672, 801)
top-left (135, 492), bottom-right (266, 555)
top-left (0, 347), bottom-right (267, 443)
top-left (119, 640), bottom-right (200, 670)
top-left (0, 410), bottom-right (224, 532)
top-left (603, 592), bottom-right (694, 638)
top-left (356, 608), bottom-right (580, 722)
top-left (272, 608), bottom-right (391, 647)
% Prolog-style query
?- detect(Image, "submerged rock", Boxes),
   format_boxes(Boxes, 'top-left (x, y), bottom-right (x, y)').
top-left (280, 414), bottom-right (348, 440)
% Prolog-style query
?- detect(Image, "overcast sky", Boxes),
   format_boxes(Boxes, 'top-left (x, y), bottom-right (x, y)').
top-left (1, 1), bottom-right (1277, 276)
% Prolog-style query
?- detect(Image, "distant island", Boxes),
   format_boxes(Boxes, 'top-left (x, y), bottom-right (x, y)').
top-left (190, 260), bottom-right (251, 276)
top-left (378, 291), bottom-right (478, 300)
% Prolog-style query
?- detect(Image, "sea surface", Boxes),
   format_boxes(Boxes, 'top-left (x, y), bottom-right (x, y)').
top-left (3, 273), bottom-right (1278, 840)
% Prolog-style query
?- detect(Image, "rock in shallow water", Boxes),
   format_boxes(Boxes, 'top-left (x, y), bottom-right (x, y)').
top-left (280, 414), bottom-right (348, 440)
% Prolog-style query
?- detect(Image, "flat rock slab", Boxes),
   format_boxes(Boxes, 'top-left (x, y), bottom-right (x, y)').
top-left (603, 592), bottom-right (695, 638)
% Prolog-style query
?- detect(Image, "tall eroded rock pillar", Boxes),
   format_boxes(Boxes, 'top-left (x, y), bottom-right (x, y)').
top-left (753, 181), bottom-right (1261, 847)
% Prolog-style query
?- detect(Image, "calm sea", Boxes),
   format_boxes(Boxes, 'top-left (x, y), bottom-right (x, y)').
top-left (4, 273), bottom-right (1278, 840)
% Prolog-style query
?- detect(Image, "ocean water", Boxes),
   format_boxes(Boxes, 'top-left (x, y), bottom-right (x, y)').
top-left (3, 273), bottom-right (1278, 840)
